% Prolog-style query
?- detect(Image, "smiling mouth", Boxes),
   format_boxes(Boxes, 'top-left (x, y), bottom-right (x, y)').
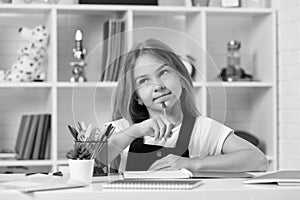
top-left (153, 92), bottom-right (171, 102)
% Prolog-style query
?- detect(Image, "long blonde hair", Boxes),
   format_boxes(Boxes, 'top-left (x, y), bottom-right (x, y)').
top-left (111, 39), bottom-right (200, 124)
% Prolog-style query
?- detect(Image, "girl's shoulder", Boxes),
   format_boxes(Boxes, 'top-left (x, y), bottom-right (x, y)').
top-left (194, 115), bottom-right (212, 124)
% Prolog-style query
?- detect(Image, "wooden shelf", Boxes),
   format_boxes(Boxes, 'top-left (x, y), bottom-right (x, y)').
top-left (0, 83), bottom-right (52, 88)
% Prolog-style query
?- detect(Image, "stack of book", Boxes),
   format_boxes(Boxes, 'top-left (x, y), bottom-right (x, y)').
top-left (101, 18), bottom-right (126, 82)
top-left (14, 114), bottom-right (51, 160)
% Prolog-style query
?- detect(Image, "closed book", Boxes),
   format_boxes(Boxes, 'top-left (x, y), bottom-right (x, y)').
top-left (39, 114), bottom-right (51, 159)
top-left (103, 19), bottom-right (112, 81)
top-left (101, 19), bottom-right (109, 81)
top-left (32, 114), bottom-right (46, 159)
top-left (44, 127), bottom-right (51, 159)
top-left (23, 115), bottom-right (39, 160)
top-left (17, 115), bottom-right (33, 159)
top-left (15, 115), bottom-right (27, 154)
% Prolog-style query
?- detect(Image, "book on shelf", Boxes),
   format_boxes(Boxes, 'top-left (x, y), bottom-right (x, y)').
top-left (112, 19), bottom-right (126, 82)
top-left (102, 18), bottom-right (126, 82)
top-left (22, 115), bottom-right (39, 160)
top-left (15, 115), bottom-right (27, 154)
top-left (32, 114), bottom-right (46, 160)
top-left (107, 18), bottom-right (117, 82)
top-left (13, 114), bottom-right (51, 160)
top-left (17, 115), bottom-right (33, 159)
top-left (44, 126), bottom-right (51, 159)
top-left (39, 114), bottom-right (51, 159)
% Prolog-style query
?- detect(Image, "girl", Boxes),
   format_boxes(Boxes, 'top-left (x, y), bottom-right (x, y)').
top-left (97, 39), bottom-right (268, 172)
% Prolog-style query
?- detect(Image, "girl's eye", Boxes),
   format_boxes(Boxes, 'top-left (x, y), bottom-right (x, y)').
top-left (159, 69), bottom-right (170, 77)
top-left (137, 78), bottom-right (148, 86)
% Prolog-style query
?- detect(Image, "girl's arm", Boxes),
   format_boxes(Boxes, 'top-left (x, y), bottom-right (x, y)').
top-left (149, 133), bottom-right (268, 172)
top-left (95, 117), bottom-right (174, 165)
top-left (189, 133), bottom-right (268, 172)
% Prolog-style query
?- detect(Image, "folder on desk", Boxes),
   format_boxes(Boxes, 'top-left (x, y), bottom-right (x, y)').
top-left (0, 174), bottom-right (86, 193)
top-left (123, 169), bottom-right (253, 179)
top-left (243, 170), bottom-right (300, 186)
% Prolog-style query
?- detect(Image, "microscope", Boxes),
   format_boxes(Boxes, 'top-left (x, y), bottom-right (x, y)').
top-left (70, 29), bottom-right (87, 82)
top-left (219, 40), bottom-right (252, 82)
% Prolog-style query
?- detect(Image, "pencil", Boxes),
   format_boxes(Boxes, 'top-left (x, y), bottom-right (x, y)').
top-left (162, 102), bottom-right (167, 118)
top-left (162, 102), bottom-right (168, 141)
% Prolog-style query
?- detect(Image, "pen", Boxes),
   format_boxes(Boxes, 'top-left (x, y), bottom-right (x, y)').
top-left (71, 126), bottom-right (79, 139)
top-left (91, 124), bottom-right (114, 159)
top-left (77, 121), bottom-right (83, 131)
top-left (162, 102), bottom-right (167, 117)
top-left (162, 102), bottom-right (168, 141)
top-left (81, 121), bottom-right (87, 130)
top-left (85, 123), bottom-right (93, 139)
top-left (67, 125), bottom-right (77, 140)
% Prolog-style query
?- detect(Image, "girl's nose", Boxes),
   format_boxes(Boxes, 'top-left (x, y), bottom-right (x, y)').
top-left (154, 84), bottom-right (166, 92)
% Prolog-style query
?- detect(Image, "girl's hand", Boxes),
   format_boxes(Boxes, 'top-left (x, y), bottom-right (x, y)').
top-left (148, 154), bottom-right (189, 171)
top-left (133, 115), bottom-right (175, 140)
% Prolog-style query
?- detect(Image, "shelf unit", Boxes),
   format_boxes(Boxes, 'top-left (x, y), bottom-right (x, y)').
top-left (0, 4), bottom-right (277, 172)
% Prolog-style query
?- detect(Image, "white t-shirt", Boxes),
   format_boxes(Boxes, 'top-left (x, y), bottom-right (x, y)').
top-left (108, 116), bottom-right (233, 172)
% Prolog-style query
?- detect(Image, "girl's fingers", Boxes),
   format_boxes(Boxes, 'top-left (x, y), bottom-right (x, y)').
top-left (160, 166), bottom-right (176, 171)
top-left (165, 122), bottom-right (175, 139)
top-left (151, 119), bottom-right (159, 139)
top-left (156, 117), bottom-right (166, 140)
top-left (148, 155), bottom-right (174, 170)
top-left (148, 160), bottom-right (171, 171)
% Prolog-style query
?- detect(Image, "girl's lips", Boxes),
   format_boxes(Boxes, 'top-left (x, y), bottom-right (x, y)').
top-left (153, 92), bottom-right (171, 102)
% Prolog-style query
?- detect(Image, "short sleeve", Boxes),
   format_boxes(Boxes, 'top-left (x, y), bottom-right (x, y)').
top-left (189, 116), bottom-right (233, 158)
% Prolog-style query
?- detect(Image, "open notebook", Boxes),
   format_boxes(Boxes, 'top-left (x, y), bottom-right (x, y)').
top-left (243, 170), bottom-right (300, 186)
top-left (123, 168), bottom-right (253, 179)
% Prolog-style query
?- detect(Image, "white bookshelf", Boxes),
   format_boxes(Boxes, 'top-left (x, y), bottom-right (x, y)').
top-left (0, 4), bottom-right (277, 172)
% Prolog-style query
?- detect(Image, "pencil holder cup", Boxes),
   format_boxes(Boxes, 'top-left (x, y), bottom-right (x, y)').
top-left (68, 159), bottom-right (94, 185)
top-left (75, 140), bottom-right (109, 176)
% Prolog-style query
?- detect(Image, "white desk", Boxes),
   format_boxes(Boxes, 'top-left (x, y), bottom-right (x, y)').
top-left (0, 176), bottom-right (300, 200)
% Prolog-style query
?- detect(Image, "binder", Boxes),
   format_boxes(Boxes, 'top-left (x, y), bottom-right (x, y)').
top-left (102, 179), bottom-right (203, 190)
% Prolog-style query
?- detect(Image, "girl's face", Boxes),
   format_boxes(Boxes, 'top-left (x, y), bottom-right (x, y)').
top-left (133, 54), bottom-right (182, 113)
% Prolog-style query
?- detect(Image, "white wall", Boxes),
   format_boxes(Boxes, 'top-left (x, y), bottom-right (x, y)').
top-left (277, 0), bottom-right (300, 169)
